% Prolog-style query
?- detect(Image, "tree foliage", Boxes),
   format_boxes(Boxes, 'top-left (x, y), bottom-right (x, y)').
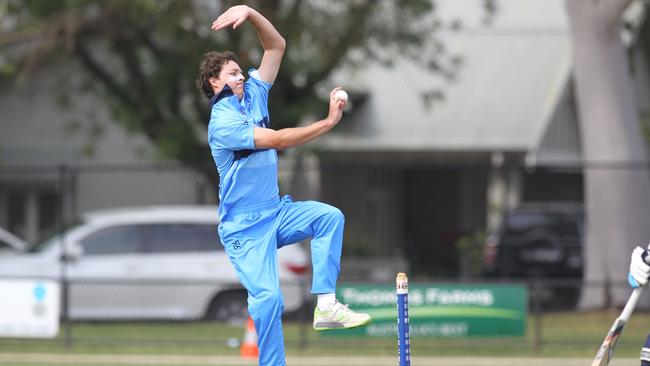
top-left (0, 0), bottom-right (484, 182)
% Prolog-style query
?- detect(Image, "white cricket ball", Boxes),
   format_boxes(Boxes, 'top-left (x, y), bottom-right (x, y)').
top-left (334, 90), bottom-right (348, 103)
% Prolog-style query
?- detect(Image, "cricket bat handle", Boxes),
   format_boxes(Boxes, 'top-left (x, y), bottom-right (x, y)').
top-left (620, 287), bottom-right (643, 321)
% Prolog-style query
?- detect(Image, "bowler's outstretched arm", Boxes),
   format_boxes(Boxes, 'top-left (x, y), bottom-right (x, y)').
top-left (211, 5), bottom-right (285, 84)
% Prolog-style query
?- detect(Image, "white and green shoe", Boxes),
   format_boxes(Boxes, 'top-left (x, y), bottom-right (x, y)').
top-left (313, 301), bottom-right (372, 331)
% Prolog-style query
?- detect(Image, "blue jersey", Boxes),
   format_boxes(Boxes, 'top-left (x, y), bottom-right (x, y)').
top-left (208, 69), bottom-right (279, 220)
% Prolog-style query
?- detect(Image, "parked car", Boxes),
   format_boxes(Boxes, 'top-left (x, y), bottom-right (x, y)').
top-left (482, 202), bottom-right (583, 307)
top-left (0, 206), bottom-right (309, 322)
top-left (0, 226), bottom-right (29, 255)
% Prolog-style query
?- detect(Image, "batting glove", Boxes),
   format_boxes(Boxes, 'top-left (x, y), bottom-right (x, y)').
top-left (629, 246), bottom-right (650, 288)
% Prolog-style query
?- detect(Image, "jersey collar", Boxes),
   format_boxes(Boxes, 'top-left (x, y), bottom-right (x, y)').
top-left (209, 85), bottom-right (235, 108)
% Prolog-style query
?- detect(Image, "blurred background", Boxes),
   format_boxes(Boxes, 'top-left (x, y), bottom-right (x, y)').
top-left (2, 0), bottom-right (650, 365)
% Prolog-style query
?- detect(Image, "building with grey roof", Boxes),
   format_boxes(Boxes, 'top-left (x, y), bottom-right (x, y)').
top-left (305, 0), bottom-right (650, 276)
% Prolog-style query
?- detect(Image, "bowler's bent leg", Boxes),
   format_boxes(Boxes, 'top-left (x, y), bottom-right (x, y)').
top-left (276, 201), bottom-right (344, 294)
top-left (276, 200), bottom-right (371, 330)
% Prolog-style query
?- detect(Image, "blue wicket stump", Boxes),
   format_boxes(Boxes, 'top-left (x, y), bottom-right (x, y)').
top-left (397, 272), bottom-right (410, 366)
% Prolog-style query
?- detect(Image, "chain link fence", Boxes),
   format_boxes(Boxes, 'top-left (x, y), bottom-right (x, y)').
top-left (0, 163), bottom-right (642, 355)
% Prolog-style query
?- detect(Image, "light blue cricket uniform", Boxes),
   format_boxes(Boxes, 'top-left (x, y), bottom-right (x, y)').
top-left (208, 69), bottom-right (344, 366)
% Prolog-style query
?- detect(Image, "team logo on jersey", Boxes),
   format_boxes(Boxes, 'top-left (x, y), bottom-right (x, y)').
top-left (233, 240), bottom-right (242, 250)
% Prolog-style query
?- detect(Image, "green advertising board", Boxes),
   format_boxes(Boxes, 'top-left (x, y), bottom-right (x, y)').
top-left (323, 283), bottom-right (527, 337)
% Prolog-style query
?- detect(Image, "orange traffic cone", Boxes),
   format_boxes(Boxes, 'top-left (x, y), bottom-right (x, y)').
top-left (240, 317), bottom-right (259, 359)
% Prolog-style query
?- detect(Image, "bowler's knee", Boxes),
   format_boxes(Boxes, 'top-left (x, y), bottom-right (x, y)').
top-left (257, 288), bottom-right (284, 314)
top-left (324, 206), bottom-right (345, 225)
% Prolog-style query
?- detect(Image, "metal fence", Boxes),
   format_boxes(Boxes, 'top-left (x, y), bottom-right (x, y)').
top-left (0, 163), bottom-right (642, 356)
top-left (0, 276), bottom-right (645, 355)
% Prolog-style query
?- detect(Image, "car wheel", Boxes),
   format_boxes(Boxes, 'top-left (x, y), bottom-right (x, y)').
top-left (205, 290), bottom-right (248, 324)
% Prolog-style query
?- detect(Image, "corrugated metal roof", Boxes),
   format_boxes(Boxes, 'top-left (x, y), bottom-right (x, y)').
top-left (528, 81), bottom-right (582, 167)
top-left (317, 0), bottom-right (572, 155)
top-left (435, 0), bottom-right (568, 30)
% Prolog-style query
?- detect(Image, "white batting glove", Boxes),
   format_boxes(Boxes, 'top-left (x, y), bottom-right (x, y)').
top-left (629, 246), bottom-right (650, 288)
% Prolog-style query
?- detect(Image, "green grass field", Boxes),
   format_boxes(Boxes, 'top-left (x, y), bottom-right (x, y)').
top-left (1, 310), bottom-right (649, 365)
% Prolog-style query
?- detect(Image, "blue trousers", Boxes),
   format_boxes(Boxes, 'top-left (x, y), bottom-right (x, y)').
top-left (218, 196), bottom-right (344, 366)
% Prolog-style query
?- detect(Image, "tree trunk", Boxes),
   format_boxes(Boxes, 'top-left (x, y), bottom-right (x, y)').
top-left (566, 0), bottom-right (650, 308)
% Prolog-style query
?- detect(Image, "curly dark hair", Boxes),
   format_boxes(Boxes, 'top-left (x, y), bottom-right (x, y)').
top-left (196, 51), bottom-right (239, 99)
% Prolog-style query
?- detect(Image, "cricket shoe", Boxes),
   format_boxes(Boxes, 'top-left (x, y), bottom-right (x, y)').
top-left (313, 300), bottom-right (371, 330)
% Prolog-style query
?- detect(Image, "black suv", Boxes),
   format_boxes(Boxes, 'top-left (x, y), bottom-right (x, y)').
top-left (482, 202), bottom-right (583, 307)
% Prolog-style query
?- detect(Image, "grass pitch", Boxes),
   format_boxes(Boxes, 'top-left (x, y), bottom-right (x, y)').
top-left (0, 310), bottom-right (649, 365)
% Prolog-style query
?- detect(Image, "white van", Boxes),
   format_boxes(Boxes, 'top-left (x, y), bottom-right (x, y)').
top-left (0, 206), bottom-right (309, 322)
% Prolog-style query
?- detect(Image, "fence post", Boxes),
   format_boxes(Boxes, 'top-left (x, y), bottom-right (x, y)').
top-left (58, 164), bottom-right (72, 349)
top-left (532, 279), bottom-right (543, 353)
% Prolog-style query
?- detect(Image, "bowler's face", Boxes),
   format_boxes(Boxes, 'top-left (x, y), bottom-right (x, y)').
top-left (219, 61), bottom-right (245, 99)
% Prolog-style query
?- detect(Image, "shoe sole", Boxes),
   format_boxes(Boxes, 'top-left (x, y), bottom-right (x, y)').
top-left (313, 317), bottom-right (372, 331)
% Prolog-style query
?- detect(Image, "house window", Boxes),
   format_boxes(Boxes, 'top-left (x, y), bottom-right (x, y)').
top-left (38, 191), bottom-right (58, 236)
top-left (0, 187), bottom-right (59, 244)
top-left (6, 191), bottom-right (26, 239)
